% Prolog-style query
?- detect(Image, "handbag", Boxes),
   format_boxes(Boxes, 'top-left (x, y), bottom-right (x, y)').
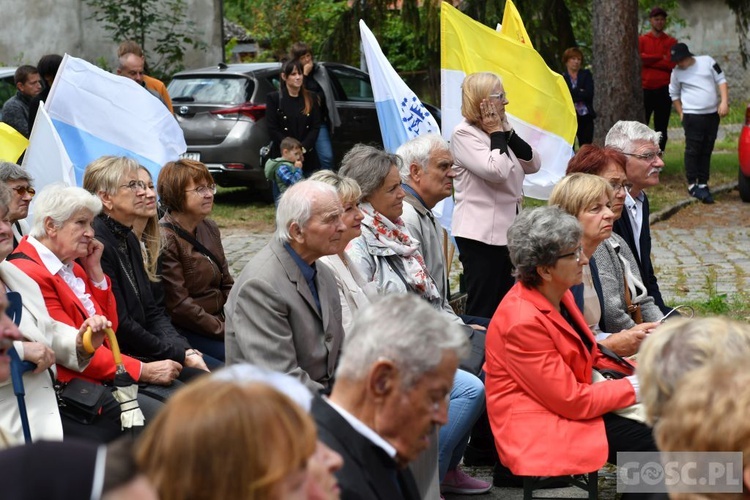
top-left (56, 378), bottom-right (108, 425)
top-left (459, 325), bottom-right (485, 376)
top-left (623, 272), bottom-right (643, 324)
top-left (591, 370), bottom-right (646, 422)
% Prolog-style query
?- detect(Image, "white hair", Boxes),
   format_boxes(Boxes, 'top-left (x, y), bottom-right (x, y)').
top-left (213, 364), bottom-right (313, 412)
top-left (605, 120), bottom-right (662, 152)
top-left (274, 180), bottom-right (339, 243)
top-left (395, 133), bottom-right (451, 183)
top-left (30, 184), bottom-right (103, 238)
top-left (336, 294), bottom-right (469, 388)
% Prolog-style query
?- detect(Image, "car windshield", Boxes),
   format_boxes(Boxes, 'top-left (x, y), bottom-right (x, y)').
top-left (168, 76), bottom-right (251, 105)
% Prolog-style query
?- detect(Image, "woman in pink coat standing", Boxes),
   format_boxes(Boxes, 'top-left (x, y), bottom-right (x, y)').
top-left (450, 72), bottom-right (541, 319)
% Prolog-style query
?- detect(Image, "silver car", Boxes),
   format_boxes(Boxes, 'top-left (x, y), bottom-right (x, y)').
top-left (168, 62), bottom-right (439, 189)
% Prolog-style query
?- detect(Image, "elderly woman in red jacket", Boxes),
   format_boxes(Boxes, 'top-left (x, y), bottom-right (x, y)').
top-left (11, 185), bottom-right (182, 432)
top-left (485, 205), bottom-right (656, 489)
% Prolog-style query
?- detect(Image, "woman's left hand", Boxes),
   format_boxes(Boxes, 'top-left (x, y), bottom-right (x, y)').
top-left (80, 239), bottom-right (105, 283)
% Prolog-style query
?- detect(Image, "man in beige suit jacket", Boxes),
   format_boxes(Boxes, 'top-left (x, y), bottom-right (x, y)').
top-left (224, 180), bottom-right (346, 393)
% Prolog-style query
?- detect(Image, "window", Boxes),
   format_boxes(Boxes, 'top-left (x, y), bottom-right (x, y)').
top-left (167, 76), bottom-right (253, 104)
top-left (327, 67), bottom-right (374, 102)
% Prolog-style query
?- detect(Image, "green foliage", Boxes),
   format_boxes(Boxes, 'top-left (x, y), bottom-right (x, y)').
top-left (223, 0), bottom-right (348, 61)
top-left (83, 0), bottom-right (206, 79)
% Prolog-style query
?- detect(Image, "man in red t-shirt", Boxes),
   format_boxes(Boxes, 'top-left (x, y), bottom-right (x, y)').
top-left (640, 7), bottom-right (677, 151)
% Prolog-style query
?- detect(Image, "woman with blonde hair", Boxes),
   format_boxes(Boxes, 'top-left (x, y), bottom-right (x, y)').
top-left (451, 71), bottom-right (540, 319)
top-left (549, 173), bottom-right (661, 356)
top-left (132, 166), bottom-right (161, 283)
top-left (136, 377), bottom-right (316, 500)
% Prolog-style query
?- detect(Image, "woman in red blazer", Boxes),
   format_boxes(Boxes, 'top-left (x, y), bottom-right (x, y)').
top-left (9, 186), bottom-right (183, 418)
top-left (485, 206), bottom-right (656, 481)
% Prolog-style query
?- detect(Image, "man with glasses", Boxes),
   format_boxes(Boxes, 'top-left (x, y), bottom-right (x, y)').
top-left (0, 162), bottom-right (34, 249)
top-left (669, 42), bottom-right (729, 204)
top-left (606, 121), bottom-right (671, 315)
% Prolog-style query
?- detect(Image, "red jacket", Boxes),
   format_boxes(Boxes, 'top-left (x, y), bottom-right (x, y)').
top-left (485, 283), bottom-right (636, 476)
top-left (10, 237), bottom-right (142, 383)
top-left (640, 31), bottom-right (677, 89)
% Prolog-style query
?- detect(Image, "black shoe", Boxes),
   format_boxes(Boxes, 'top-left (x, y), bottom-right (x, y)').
top-left (463, 443), bottom-right (498, 467)
top-left (492, 462), bottom-right (570, 489)
top-left (689, 184), bottom-right (715, 204)
top-left (702, 186), bottom-right (715, 204)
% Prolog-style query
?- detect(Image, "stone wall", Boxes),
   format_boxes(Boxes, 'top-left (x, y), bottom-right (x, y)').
top-left (671, 0), bottom-right (750, 106)
top-left (0, 0), bottom-right (222, 76)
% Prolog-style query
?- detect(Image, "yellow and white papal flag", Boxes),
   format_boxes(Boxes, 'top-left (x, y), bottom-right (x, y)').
top-left (441, 1), bottom-right (576, 199)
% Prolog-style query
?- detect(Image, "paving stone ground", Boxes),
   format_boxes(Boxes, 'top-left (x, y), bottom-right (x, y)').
top-left (219, 186), bottom-right (749, 500)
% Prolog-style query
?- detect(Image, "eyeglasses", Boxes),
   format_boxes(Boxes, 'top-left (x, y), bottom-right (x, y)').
top-left (623, 150), bottom-right (663, 163)
top-left (557, 245), bottom-right (583, 263)
top-left (10, 186), bottom-right (35, 197)
top-left (186, 184), bottom-right (217, 196)
top-left (120, 180), bottom-right (147, 192)
top-left (488, 93), bottom-right (506, 101)
top-left (609, 181), bottom-right (634, 194)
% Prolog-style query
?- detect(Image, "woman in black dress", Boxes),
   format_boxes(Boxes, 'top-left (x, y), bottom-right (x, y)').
top-left (266, 59), bottom-right (322, 176)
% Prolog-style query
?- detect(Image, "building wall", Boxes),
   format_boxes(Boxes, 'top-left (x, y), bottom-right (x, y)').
top-left (0, 0), bottom-right (222, 76)
top-left (672, 0), bottom-right (749, 104)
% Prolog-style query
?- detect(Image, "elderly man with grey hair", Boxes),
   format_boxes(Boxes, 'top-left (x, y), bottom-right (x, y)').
top-left (312, 293), bottom-right (468, 500)
top-left (605, 121), bottom-right (670, 315)
top-left (224, 180), bottom-right (346, 393)
top-left (0, 162), bottom-right (34, 248)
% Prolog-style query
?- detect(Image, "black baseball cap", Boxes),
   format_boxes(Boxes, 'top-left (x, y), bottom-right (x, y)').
top-left (670, 43), bottom-right (693, 62)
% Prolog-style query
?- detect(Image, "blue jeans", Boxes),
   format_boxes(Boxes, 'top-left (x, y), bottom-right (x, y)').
top-left (439, 369), bottom-right (486, 481)
top-left (315, 124), bottom-right (334, 170)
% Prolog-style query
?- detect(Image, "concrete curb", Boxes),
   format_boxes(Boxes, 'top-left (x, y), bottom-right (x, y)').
top-left (649, 182), bottom-right (738, 224)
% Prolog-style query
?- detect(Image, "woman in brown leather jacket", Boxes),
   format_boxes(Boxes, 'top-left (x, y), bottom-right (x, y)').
top-left (157, 159), bottom-right (234, 363)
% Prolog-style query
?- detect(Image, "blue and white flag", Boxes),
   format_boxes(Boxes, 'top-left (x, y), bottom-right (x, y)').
top-left (359, 20), bottom-right (440, 153)
top-left (45, 54), bottom-right (186, 185)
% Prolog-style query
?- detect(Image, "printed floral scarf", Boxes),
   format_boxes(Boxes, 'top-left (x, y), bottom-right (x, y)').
top-left (359, 202), bottom-right (441, 302)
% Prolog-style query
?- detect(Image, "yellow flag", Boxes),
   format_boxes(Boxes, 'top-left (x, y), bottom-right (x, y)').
top-left (501, 0), bottom-right (533, 47)
top-left (0, 123), bottom-right (28, 162)
top-left (441, 2), bottom-right (576, 198)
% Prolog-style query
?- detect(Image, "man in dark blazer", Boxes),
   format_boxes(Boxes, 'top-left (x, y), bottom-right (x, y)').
top-left (224, 180), bottom-right (346, 393)
top-left (312, 294), bottom-right (469, 500)
top-left (606, 121), bottom-right (672, 315)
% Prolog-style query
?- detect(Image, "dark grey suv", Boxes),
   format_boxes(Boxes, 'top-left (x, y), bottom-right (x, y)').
top-left (168, 62), bottom-right (439, 189)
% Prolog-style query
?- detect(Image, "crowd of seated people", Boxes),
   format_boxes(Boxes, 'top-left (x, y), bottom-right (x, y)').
top-left (0, 105), bottom-right (746, 500)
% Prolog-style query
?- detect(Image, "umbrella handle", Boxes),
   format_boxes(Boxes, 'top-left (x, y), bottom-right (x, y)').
top-left (82, 327), bottom-right (122, 365)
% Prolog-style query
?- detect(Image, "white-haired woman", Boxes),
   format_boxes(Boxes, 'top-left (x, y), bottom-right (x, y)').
top-left (0, 183), bottom-right (109, 444)
top-left (10, 185), bottom-right (182, 426)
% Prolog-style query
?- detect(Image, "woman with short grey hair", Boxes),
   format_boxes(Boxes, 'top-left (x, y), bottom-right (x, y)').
top-left (485, 205), bottom-right (656, 484)
top-left (0, 161), bottom-right (35, 248)
top-left (340, 144), bottom-right (491, 495)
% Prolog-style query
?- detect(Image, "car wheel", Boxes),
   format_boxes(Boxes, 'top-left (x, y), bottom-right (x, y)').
top-left (739, 168), bottom-right (750, 203)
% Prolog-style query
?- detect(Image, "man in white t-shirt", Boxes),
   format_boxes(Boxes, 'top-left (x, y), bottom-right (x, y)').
top-left (669, 42), bottom-right (729, 204)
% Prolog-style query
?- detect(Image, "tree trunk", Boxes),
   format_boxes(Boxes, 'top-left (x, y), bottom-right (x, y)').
top-left (592, 0), bottom-right (643, 144)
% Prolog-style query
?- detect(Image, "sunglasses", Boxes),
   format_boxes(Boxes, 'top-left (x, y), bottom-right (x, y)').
top-left (11, 186), bottom-right (35, 197)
